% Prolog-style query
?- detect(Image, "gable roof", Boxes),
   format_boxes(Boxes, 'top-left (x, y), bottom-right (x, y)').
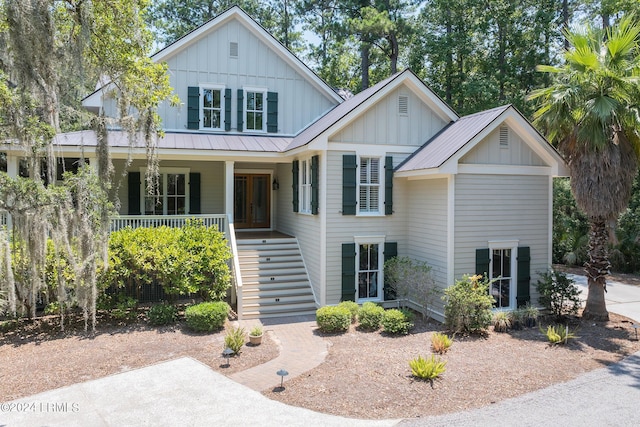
top-left (82, 6), bottom-right (343, 109)
top-left (396, 105), bottom-right (510, 172)
top-left (285, 69), bottom-right (458, 151)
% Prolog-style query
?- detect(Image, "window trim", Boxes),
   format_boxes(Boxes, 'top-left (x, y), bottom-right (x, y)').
top-left (488, 240), bottom-right (518, 310)
top-left (243, 87), bottom-right (267, 133)
top-left (357, 156), bottom-right (383, 216)
top-left (140, 167), bottom-right (190, 216)
top-left (199, 84), bottom-right (225, 131)
top-left (354, 235), bottom-right (385, 302)
top-left (299, 157), bottom-right (312, 214)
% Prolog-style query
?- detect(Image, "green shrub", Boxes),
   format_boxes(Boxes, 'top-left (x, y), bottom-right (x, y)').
top-left (543, 324), bottom-right (577, 345)
top-left (536, 270), bottom-right (581, 320)
top-left (431, 332), bottom-right (453, 354)
top-left (224, 326), bottom-right (246, 355)
top-left (147, 303), bottom-right (178, 326)
top-left (381, 308), bottom-right (414, 335)
top-left (443, 274), bottom-right (494, 334)
top-left (409, 355), bottom-right (447, 380)
top-left (337, 301), bottom-right (359, 323)
top-left (185, 301), bottom-right (229, 332)
top-left (384, 256), bottom-right (440, 319)
top-left (316, 305), bottom-right (351, 333)
top-left (110, 295), bottom-right (138, 321)
top-left (492, 311), bottom-right (512, 333)
top-left (102, 221), bottom-right (232, 302)
top-left (358, 301), bottom-right (385, 330)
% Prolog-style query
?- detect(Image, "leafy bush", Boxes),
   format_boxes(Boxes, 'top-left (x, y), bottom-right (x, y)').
top-left (185, 301), bottom-right (229, 332)
top-left (224, 326), bottom-right (246, 355)
top-left (103, 220), bottom-right (232, 301)
top-left (536, 270), bottom-right (581, 319)
top-left (492, 311), bottom-right (511, 333)
top-left (249, 326), bottom-right (263, 337)
top-left (147, 303), bottom-right (178, 326)
top-left (543, 324), bottom-right (577, 345)
top-left (384, 256), bottom-right (440, 319)
top-left (443, 274), bottom-right (494, 334)
top-left (357, 301), bottom-right (385, 330)
top-left (409, 355), bottom-right (447, 380)
top-left (430, 332), bottom-right (452, 354)
top-left (316, 305), bottom-right (351, 333)
top-left (381, 308), bottom-right (414, 335)
top-left (337, 301), bottom-right (359, 323)
top-left (110, 295), bottom-right (138, 321)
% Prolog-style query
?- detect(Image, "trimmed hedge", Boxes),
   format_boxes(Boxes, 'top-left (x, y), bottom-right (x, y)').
top-left (382, 308), bottom-right (414, 335)
top-left (358, 301), bottom-right (384, 330)
top-left (147, 303), bottom-right (178, 326)
top-left (337, 301), bottom-right (359, 323)
top-left (185, 301), bottom-right (229, 332)
top-left (316, 305), bottom-right (351, 333)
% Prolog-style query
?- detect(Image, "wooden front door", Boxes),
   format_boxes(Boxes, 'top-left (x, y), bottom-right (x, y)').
top-left (234, 174), bottom-right (271, 229)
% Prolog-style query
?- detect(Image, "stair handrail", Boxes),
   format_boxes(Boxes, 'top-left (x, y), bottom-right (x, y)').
top-left (226, 216), bottom-right (243, 320)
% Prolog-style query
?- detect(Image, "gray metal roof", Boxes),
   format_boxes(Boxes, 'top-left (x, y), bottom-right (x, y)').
top-left (285, 72), bottom-right (406, 151)
top-left (396, 105), bottom-right (511, 172)
top-left (52, 130), bottom-right (291, 152)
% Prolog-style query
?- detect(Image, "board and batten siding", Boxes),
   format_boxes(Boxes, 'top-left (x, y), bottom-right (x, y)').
top-left (330, 85), bottom-right (448, 146)
top-left (324, 150), bottom-right (406, 305)
top-left (274, 162), bottom-right (322, 304)
top-left (115, 159), bottom-right (225, 216)
top-left (460, 125), bottom-right (547, 166)
top-left (404, 178), bottom-right (449, 315)
top-left (158, 19), bottom-right (337, 134)
top-left (453, 174), bottom-right (550, 304)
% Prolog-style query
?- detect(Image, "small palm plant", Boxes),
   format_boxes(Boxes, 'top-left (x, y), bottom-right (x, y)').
top-left (409, 355), bottom-right (447, 381)
top-left (431, 332), bottom-right (453, 354)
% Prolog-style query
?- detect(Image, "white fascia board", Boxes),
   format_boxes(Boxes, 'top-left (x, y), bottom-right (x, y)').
top-left (151, 7), bottom-right (343, 105)
top-left (457, 164), bottom-right (553, 176)
top-left (106, 147), bottom-right (282, 162)
top-left (326, 142), bottom-right (416, 157)
top-left (395, 169), bottom-right (449, 179)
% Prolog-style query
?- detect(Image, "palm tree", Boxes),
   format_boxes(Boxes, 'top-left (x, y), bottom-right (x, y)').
top-left (529, 17), bottom-right (640, 321)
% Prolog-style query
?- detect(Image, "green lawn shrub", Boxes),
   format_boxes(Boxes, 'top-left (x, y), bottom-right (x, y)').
top-left (185, 301), bottom-right (229, 332)
top-left (381, 308), bottom-right (414, 335)
top-left (337, 301), bottom-right (359, 323)
top-left (443, 274), bottom-right (494, 334)
top-left (409, 355), bottom-right (447, 380)
top-left (224, 326), bottom-right (246, 354)
top-left (316, 305), bottom-right (351, 333)
top-left (147, 303), bottom-right (178, 326)
top-left (536, 270), bottom-right (581, 320)
top-left (430, 332), bottom-right (453, 354)
top-left (358, 301), bottom-right (384, 330)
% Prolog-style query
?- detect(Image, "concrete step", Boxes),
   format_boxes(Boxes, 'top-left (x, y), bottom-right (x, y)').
top-left (240, 273), bottom-right (309, 285)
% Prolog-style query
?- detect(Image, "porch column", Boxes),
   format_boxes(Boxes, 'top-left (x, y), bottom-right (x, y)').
top-left (225, 160), bottom-right (234, 223)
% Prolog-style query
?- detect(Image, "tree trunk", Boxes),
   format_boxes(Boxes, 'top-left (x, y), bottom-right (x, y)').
top-left (361, 43), bottom-right (370, 90)
top-left (582, 218), bottom-right (610, 321)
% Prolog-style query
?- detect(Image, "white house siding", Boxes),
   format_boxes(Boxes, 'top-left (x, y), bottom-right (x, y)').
top-left (274, 162), bottom-right (323, 304)
top-left (454, 174), bottom-right (550, 304)
top-left (158, 19), bottom-right (337, 134)
top-left (330, 85), bottom-right (448, 146)
top-left (460, 125), bottom-right (547, 166)
top-left (324, 150), bottom-right (406, 305)
top-left (404, 178), bottom-right (449, 314)
top-left (114, 159), bottom-right (225, 215)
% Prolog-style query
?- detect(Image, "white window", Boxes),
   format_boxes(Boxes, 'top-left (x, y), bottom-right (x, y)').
top-left (143, 169), bottom-right (189, 216)
top-left (359, 157), bottom-right (381, 214)
top-left (244, 88), bottom-right (266, 132)
top-left (200, 85), bottom-right (224, 130)
top-left (489, 241), bottom-right (518, 309)
top-left (356, 237), bottom-right (385, 302)
top-left (300, 159), bottom-right (312, 213)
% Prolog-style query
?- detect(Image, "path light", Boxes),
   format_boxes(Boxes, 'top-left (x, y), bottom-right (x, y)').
top-left (222, 347), bottom-right (234, 367)
top-left (632, 324), bottom-right (639, 341)
top-left (276, 368), bottom-right (289, 389)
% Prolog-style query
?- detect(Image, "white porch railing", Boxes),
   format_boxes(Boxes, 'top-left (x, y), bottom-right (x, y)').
top-left (110, 214), bottom-right (227, 233)
top-left (225, 217), bottom-right (243, 320)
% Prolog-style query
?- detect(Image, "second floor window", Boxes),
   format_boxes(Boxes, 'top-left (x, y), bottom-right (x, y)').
top-left (201, 87), bottom-right (223, 130)
top-left (359, 157), bottom-right (380, 213)
top-left (245, 89), bottom-right (266, 131)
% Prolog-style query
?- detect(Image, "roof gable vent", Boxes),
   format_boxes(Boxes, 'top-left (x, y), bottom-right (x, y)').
top-left (398, 95), bottom-right (409, 116)
top-left (229, 42), bottom-right (238, 58)
top-left (499, 126), bottom-right (509, 148)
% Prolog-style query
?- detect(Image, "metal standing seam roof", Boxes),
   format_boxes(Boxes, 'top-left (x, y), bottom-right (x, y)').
top-left (396, 104), bottom-right (511, 172)
top-left (51, 130), bottom-right (291, 152)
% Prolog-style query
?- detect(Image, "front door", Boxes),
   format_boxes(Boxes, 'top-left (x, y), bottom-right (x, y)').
top-left (234, 174), bottom-right (270, 229)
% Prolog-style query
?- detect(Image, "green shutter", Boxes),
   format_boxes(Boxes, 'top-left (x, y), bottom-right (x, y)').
top-left (224, 88), bottom-right (232, 131)
top-left (292, 160), bottom-right (299, 212)
top-left (383, 242), bottom-right (398, 301)
top-left (342, 155), bottom-right (357, 215)
top-left (311, 155), bottom-right (319, 215)
top-left (475, 248), bottom-right (490, 279)
top-left (267, 92), bottom-right (278, 133)
top-left (127, 172), bottom-right (141, 215)
top-left (341, 243), bottom-right (356, 302)
top-left (187, 86), bottom-right (199, 130)
top-left (516, 246), bottom-right (531, 307)
top-left (384, 156), bottom-right (393, 215)
top-left (189, 172), bottom-right (201, 214)
top-left (237, 89), bottom-right (244, 132)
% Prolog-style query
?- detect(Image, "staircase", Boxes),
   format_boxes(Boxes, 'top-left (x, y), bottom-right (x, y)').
top-left (236, 236), bottom-right (317, 319)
